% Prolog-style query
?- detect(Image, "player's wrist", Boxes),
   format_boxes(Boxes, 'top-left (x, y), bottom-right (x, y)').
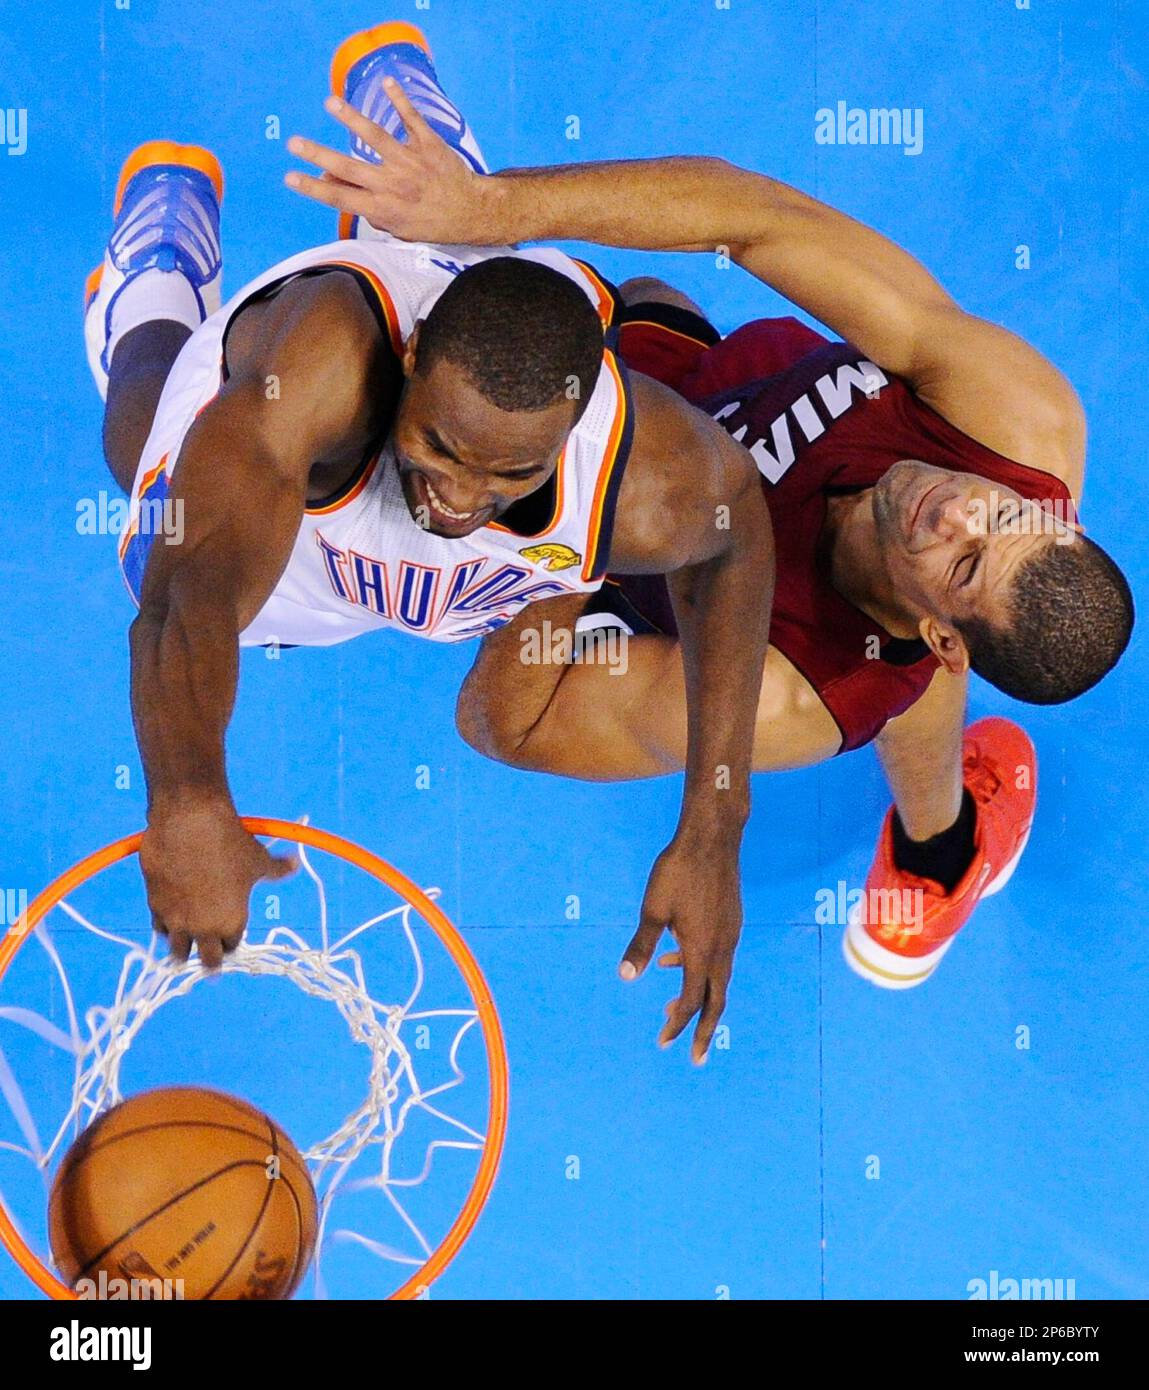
top-left (677, 782), bottom-right (752, 838)
top-left (146, 781), bottom-right (235, 824)
top-left (480, 172), bottom-right (531, 244)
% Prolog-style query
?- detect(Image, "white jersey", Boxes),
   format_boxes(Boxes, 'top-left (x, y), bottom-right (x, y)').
top-left (119, 237), bottom-right (634, 645)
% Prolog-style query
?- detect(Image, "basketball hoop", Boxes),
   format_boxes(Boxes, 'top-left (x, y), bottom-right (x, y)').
top-left (0, 819), bottom-right (509, 1300)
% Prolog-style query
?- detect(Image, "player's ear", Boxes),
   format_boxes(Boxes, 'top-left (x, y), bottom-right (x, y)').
top-left (918, 614), bottom-right (970, 676)
top-left (401, 320), bottom-right (423, 378)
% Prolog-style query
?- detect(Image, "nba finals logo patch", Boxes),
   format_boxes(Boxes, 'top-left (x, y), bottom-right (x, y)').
top-left (519, 543), bottom-right (581, 572)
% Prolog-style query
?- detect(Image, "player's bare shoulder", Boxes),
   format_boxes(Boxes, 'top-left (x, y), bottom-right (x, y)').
top-left (911, 307), bottom-right (1087, 495)
top-left (223, 269), bottom-right (400, 446)
top-left (609, 370), bottom-right (765, 574)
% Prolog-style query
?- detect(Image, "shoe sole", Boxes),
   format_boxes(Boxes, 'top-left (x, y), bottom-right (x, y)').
top-left (87, 144), bottom-right (224, 315)
top-left (330, 21), bottom-right (432, 99)
top-left (83, 264), bottom-right (103, 312)
top-left (841, 822), bottom-right (1033, 990)
top-left (114, 141), bottom-right (224, 215)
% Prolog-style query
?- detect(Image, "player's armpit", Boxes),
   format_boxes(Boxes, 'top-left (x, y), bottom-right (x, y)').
top-left (906, 306), bottom-right (1086, 490)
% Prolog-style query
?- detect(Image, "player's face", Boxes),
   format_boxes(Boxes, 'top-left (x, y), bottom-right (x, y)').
top-left (872, 459), bottom-right (1078, 629)
top-left (394, 358), bottom-right (578, 539)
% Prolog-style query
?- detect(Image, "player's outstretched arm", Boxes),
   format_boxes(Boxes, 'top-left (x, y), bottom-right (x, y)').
top-left (455, 379), bottom-right (775, 1063)
top-left (608, 374), bottom-right (774, 1063)
top-left (288, 88), bottom-right (1084, 486)
top-left (130, 274), bottom-right (383, 967)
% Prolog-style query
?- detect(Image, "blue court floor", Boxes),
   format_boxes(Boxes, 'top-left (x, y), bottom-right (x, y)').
top-left (0, 0), bottom-right (1146, 1298)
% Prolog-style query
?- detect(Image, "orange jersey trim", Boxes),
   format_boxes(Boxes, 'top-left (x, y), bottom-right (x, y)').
top-left (117, 452), bottom-right (170, 562)
top-left (571, 259), bottom-right (618, 330)
top-left (580, 351), bottom-right (631, 582)
top-left (318, 258), bottom-right (405, 356)
top-left (306, 450), bottom-right (382, 516)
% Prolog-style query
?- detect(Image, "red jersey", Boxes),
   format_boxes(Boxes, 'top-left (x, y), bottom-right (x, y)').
top-left (614, 311), bottom-right (1076, 752)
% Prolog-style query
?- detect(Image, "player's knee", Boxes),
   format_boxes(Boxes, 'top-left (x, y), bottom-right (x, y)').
top-left (455, 679), bottom-right (541, 769)
top-left (618, 276), bottom-right (706, 318)
top-left (452, 672), bottom-right (561, 772)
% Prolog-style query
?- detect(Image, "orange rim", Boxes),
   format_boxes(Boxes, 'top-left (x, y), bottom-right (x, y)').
top-left (330, 22), bottom-right (433, 98)
top-left (0, 818), bottom-right (508, 1302)
top-left (114, 141), bottom-right (224, 214)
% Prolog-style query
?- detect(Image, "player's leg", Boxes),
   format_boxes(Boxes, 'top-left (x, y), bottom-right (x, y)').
top-left (456, 596), bottom-right (681, 780)
top-left (456, 596), bottom-right (842, 779)
top-left (332, 23), bottom-right (489, 239)
top-left (84, 143), bottom-right (224, 491)
top-left (845, 668), bottom-right (1038, 989)
top-left (100, 321), bottom-right (193, 494)
top-left (876, 666), bottom-right (968, 846)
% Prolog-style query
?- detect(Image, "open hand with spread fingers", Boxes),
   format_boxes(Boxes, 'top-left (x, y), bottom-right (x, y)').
top-left (285, 81), bottom-right (493, 245)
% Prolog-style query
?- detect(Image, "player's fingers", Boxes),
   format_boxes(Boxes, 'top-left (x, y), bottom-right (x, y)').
top-left (657, 963), bottom-right (707, 1048)
top-left (286, 134), bottom-right (377, 187)
top-left (324, 94), bottom-right (410, 161)
top-left (220, 927), bottom-right (244, 956)
top-left (260, 851), bottom-right (298, 883)
top-left (167, 928), bottom-right (191, 963)
top-left (656, 950), bottom-right (683, 969)
top-left (380, 77), bottom-right (437, 147)
top-left (197, 934), bottom-right (225, 971)
top-left (690, 980), bottom-right (729, 1066)
top-left (619, 917), bottom-right (663, 981)
top-left (150, 911), bottom-right (168, 939)
top-left (283, 169), bottom-right (362, 211)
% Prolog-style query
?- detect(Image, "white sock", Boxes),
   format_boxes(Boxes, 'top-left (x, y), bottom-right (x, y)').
top-left (106, 268), bottom-right (204, 365)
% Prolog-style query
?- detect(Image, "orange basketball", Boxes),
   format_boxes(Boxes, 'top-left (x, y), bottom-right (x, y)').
top-left (48, 1086), bottom-right (318, 1300)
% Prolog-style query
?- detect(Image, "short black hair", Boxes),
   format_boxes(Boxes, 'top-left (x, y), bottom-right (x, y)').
top-left (416, 256), bottom-right (605, 414)
top-left (957, 534), bottom-right (1134, 704)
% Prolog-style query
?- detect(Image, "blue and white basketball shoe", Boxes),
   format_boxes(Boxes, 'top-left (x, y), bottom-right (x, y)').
top-left (84, 142), bottom-right (224, 399)
top-left (331, 22), bottom-right (489, 239)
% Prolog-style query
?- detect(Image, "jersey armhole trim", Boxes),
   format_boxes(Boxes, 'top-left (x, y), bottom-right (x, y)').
top-left (571, 258), bottom-right (624, 328)
top-left (582, 350), bottom-right (636, 583)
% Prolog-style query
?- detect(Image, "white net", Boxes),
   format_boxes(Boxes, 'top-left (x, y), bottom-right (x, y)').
top-left (0, 823), bottom-right (500, 1299)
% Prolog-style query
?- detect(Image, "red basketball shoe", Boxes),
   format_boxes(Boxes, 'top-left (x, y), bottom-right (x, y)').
top-left (843, 717), bottom-right (1037, 989)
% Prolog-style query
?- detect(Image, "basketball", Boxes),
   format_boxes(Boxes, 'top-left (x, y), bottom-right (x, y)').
top-left (48, 1086), bottom-right (318, 1300)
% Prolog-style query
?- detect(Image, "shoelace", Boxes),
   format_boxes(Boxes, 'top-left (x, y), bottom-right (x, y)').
top-left (963, 745), bottom-right (1003, 807)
